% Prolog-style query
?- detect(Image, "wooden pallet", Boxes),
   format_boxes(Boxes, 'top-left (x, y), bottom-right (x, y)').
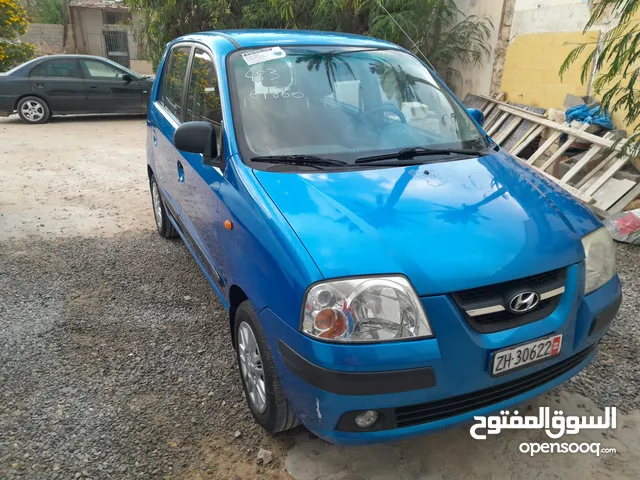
top-left (465, 93), bottom-right (640, 217)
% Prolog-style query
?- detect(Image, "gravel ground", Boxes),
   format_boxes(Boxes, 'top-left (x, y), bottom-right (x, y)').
top-left (0, 233), bottom-right (296, 479)
top-left (2, 234), bottom-right (638, 479)
top-left (564, 243), bottom-right (640, 412)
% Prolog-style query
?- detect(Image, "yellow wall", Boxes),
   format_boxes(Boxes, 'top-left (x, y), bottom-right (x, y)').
top-left (500, 31), bottom-right (600, 109)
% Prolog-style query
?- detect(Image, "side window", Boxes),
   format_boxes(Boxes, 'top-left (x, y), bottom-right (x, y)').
top-left (160, 45), bottom-right (191, 119)
top-left (185, 48), bottom-right (221, 124)
top-left (30, 60), bottom-right (82, 78)
top-left (79, 59), bottom-right (126, 79)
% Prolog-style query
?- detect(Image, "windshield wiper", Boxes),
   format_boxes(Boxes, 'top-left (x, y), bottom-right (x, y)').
top-left (250, 155), bottom-right (348, 168)
top-left (355, 147), bottom-right (488, 164)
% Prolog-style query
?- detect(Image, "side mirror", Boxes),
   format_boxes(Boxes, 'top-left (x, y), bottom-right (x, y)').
top-left (174, 121), bottom-right (219, 165)
top-left (467, 108), bottom-right (485, 127)
top-left (122, 73), bottom-right (133, 83)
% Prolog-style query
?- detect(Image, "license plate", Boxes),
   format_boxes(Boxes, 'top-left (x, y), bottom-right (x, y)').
top-left (492, 334), bottom-right (562, 376)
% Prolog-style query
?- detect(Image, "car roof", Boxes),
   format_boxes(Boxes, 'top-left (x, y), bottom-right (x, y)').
top-left (185, 29), bottom-right (400, 50)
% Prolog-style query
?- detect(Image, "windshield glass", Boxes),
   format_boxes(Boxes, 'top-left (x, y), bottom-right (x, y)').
top-left (228, 46), bottom-right (488, 166)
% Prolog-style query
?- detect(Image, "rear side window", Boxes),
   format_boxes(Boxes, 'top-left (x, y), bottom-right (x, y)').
top-left (30, 60), bottom-right (82, 78)
top-left (184, 48), bottom-right (221, 124)
top-left (160, 45), bottom-right (191, 119)
top-left (79, 59), bottom-right (126, 79)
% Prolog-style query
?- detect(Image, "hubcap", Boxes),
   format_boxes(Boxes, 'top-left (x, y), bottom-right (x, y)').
top-left (237, 321), bottom-right (266, 413)
top-left (151, 182), bottom-right (163, 229)
top-left (21, 100), bottom-right (44, 122)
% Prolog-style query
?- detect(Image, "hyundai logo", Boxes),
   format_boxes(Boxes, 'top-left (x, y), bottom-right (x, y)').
top-left (509, 291), bottom-right (540, 313)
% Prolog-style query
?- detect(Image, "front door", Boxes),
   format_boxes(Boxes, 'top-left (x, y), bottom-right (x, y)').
top-left (28, 58), bottom-right (87, 113)
top-left (174, 46), bottom-right (226, 288)
top-left (78, 58), bottom-right (143, 113)
top-left (149, 44), bottom-right (192, 215)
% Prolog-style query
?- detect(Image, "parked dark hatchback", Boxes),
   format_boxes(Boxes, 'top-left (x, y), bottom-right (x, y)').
top-left (0, 54), bottom-right (153, 123)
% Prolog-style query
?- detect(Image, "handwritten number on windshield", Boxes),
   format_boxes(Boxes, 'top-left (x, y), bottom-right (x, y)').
top-left (246, 67), bottom-right (304, 99)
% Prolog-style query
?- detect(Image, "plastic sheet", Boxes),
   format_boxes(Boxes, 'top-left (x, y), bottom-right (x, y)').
top-left (565, 104), bottom-right (615, 130)
top-left (604, 209), bottom-right (640, 245)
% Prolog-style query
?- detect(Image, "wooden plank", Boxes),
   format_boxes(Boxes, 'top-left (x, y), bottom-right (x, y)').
top-left (491, 103), bottom-right (636, 153)
top-left (511, 124), bottom-right (545, 156)
top-left (527, 130), bottom-right (564, 165)
top-left (474, 93), bottom-right (547, 119)
top-left (501, 105), bottom-right (547, 151)
top-left (487, 111), bottom-right (511, 136)
top-left (584, 155), bottom-right (630, 196)
top-left (539, 123), bottom-right (590, 172)
top-left (592, 177), bottom-right (636, 211)
top-left (484, 109), bottom-right (506, 131)
top-left (482, 92), bottom-right (505, 116)
top-left (575, 151), bottom-right (618, 189)
top-left (606, 182), bottom-right (640, 214)
top-left (494, 117), bottom-right (524, 145)
top-left (561, 145), bottom-right (605, 183)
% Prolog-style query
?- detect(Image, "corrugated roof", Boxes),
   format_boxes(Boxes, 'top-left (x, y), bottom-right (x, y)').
top-left (69, 0), bottom-right (130, 9)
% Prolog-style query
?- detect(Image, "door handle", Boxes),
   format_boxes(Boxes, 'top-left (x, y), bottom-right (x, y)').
top-left (89, 85), bottom-right (98, 89)
top-left (34, 83), bottom-right (45, 88)
top-left (152, 129), bottom-right (157, 146)
top-left (177, 160), bottom-right (185, 183)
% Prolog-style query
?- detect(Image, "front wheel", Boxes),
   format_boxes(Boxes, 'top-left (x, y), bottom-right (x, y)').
top-left (149, 175), bottom-right (177, 238)
top-left (234, 300), bottom-right (299, 433)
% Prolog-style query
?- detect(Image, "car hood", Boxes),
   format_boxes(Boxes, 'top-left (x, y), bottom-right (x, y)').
top-left (253, 151), bottom-right (601, 295)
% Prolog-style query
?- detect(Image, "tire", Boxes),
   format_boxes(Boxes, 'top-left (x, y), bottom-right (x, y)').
top-left (149, 175), bottom-right (177, 238)
top-left (234, 300), bottom-right (299, 433)
top-left (17, 96), bottom-right (51, 124)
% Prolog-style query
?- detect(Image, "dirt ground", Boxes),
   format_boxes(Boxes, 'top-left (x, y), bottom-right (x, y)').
top-left (1, 115), bottom-right (639, 479)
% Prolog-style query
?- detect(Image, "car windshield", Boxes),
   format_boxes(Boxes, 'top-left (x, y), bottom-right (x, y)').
top-left (228, 46), bottom-right (489, 166)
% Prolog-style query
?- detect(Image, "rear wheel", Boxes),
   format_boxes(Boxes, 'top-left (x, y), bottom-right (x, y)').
top-left (235, 300), bottom-right (299, 433)
top-left (17, 96), bottom-right (50, 124)
top-left (149, 175), bottom-right (177, 238)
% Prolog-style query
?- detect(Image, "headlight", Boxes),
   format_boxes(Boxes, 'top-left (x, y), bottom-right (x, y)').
top-left (301, 276), bottom-right (433, 342)
top-left (582, 227), bottom-right (616, 294)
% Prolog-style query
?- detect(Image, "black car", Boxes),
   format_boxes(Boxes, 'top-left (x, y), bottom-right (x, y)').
top-left (0, 55), bottom-right (154, 124)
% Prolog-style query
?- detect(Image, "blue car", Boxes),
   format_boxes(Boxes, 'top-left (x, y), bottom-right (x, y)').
top-left (146, 30), bottom-right (621, 445)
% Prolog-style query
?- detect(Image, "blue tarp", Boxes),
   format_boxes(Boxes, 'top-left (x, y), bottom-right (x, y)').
top-left (565, 104), bottom-right (615, 130)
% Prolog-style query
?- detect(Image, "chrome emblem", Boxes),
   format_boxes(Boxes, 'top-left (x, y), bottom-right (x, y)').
top-left (509, 291), bottom-right (540, 313)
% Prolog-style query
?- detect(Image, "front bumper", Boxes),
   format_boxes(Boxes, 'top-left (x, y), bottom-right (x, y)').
top-left (260, 267), bottom-right (621, 445)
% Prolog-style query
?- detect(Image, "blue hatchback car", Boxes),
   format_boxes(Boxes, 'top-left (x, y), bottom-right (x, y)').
top-left (146, 30), bottom-right (622, 445)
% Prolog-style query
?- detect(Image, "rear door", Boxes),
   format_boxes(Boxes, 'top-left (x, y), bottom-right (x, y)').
top-left (28, 59), bottom-right (86, 113)
top-left (78, 58), bottom-right (144, 113)
top-left (148, 44), bottom-right (193, 215)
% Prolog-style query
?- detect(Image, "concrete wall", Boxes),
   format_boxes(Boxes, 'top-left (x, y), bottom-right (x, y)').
top-left (499, 0), bottom-right (637, 131)
top-left (452, 0), bottom-right (505, 98)
top-left (19, 23), bottom-right (65, 54)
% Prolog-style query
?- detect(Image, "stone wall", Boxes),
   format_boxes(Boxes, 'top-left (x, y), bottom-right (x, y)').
top-left (19, 23), bottom-right (66, 54)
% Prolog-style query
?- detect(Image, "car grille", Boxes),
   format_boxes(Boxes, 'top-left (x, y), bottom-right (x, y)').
top-left (451, 268), bottom-right (568, 333)
top-left (394, 345), bottom-right (595, 429)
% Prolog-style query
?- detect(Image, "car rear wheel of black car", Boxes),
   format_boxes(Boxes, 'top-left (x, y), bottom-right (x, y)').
top-left (149, 175), bottom-right (177, 238)
top-left (17, 96), bottom-right (51, 124)
top-left (234, 300), bottom-right (300, 433)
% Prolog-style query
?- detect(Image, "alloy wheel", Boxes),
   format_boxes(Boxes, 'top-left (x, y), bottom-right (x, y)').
top-left (151, 181), bottom-right (163, 229)
top-left (237, 321), bottom-right (267, 413)
top-left (21, 100), bottom-right (45, 122)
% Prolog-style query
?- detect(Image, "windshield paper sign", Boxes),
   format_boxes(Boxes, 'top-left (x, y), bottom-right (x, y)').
top-left (241, 47), bottom-right (286, 65)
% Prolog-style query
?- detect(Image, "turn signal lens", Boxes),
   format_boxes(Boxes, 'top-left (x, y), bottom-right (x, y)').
top-left (314, 308), bottom-right (348, 339)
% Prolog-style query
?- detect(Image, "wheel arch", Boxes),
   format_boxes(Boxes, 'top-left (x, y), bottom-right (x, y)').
top-left (228, 284), bottom-right (248, 348)
top-left (14, 94), bottom-right (50, 112)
